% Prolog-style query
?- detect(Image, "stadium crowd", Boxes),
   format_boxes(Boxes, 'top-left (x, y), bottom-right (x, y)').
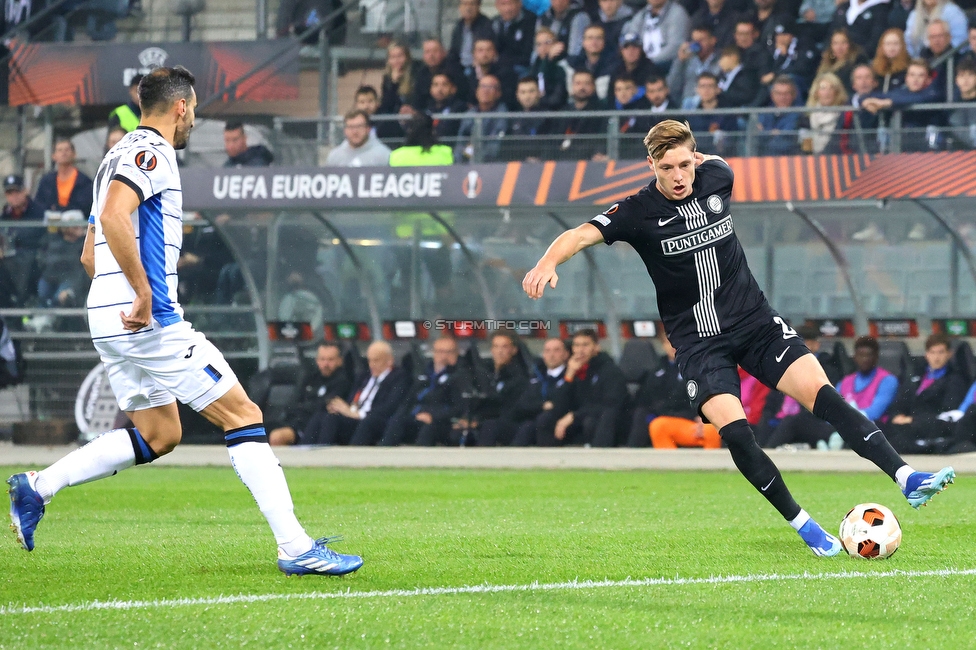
top-left (258, 327), bottom-right (976, 453)
top-left (320, 0), bottom-right (976, 163)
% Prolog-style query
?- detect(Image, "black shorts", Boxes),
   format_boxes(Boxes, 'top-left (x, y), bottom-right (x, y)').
top-left (674, 306), bottom-right (810, 418)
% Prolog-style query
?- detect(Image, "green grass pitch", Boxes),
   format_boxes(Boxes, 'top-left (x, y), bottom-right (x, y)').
top-left (1, 466), bottom-right (973, 648)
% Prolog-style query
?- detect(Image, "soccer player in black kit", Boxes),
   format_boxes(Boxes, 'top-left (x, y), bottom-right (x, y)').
top-left (523, 120), bottom-right (955, 556)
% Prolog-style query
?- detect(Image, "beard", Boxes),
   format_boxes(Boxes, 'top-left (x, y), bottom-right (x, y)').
top-left (173, 122), bottom-right (192, 150)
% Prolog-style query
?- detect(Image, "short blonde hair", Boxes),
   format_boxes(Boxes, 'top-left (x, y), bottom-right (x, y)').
top-left (643, 120), bottom-right (697, 161)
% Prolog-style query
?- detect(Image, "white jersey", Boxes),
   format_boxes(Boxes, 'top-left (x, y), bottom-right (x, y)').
top-left (87, 126), bottom-right (184, 341)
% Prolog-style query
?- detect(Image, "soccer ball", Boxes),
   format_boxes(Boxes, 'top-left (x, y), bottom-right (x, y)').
top-left (839, 503), bottom-right (901, 559)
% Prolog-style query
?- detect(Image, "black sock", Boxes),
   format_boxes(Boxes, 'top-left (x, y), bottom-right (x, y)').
top-left (812, 385), bottom-right (903, 481)
top-left (719, 419), bottom-right (801, 520)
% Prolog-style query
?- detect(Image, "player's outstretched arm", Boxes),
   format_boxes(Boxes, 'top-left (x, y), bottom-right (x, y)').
top-left (100, 180), bottom-right (152, 331)
top-left (522, 223), bottom-right (604, 299)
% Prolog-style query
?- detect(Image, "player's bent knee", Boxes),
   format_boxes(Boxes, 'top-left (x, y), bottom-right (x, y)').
top-left (269, 427), bottom-right (296, 446)
top-left (143, 426), bottom-right (182, 456)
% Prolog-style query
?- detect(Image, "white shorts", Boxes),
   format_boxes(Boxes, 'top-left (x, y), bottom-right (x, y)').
top-left (93, 321), bottom-right (238, 413)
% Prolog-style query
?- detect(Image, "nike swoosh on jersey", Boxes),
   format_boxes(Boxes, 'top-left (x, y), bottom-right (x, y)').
top-left (761, 477), bottom-right (775, 491)
top-left (658, 215), bottom-right (680, 226)
top-left (775, 347), bottom-right (789, 363)
top-left (863, 429), bottom-right (880, 441)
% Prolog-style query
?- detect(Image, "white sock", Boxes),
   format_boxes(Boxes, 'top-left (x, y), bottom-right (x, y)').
top-left (789, 509), bottom-right (811, 531)
top-left (34, 429), bottom-right (136, 503)
top-left (227, 440), bottom-right (313, 556)
top-left (895, 465), bottom-right (916, 491)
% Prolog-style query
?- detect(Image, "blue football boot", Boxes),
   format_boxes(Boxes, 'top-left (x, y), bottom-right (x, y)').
top-left (797, 518), bottom-right (843, 557)
top-left (8, 472), bottom-right (45, 552)
top-left (277, 536), bottom-right (363, 576)
top-left (903, 467), bottom-right (955, 509)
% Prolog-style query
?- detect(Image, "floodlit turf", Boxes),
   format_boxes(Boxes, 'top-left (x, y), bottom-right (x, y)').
top-left (1, 466), bottom-right (973, 648)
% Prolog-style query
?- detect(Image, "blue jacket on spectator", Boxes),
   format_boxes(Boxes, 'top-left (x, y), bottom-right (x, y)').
top-left (456, 102), bottom-right (509, 162)
top-left (758, 110), bottom-right (802, 155)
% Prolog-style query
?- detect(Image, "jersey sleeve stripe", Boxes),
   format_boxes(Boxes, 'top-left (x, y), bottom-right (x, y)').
top-left (111, 174), bottom-right (145, 204)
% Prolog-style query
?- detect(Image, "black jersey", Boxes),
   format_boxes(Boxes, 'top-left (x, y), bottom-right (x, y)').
top-left (588, 159), bottom-right (767, 348)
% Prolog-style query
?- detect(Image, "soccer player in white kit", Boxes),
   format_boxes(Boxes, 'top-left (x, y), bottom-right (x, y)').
top-left (7, 66), bottom-right (362, 577)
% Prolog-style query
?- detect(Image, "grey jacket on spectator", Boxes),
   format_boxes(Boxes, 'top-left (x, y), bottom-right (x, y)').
top-left (455, 102), bottom-right (509, 162)
top-left (948, 98), bottom-right (976, 147)
top-left (666, 51), bottom-right (721, 105)
top-left (621, 1), bottom-right (690, 68)
top-left (325, 133), bottom-right (392, 166)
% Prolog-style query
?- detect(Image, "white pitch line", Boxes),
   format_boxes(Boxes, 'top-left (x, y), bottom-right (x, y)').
top-left (2, 567), bottom-right (975, 617)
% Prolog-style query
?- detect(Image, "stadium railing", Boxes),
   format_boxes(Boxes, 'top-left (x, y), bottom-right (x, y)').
top-left (269, 103), bottom-right (976, 165)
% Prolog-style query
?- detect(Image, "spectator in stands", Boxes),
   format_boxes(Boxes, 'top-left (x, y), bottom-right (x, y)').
top-left (645, 74), bottom-right (674, 115)
top-left (104, 127), bottom-right (126, 154)
top-left (34, 138), bottom-right (92, 217)
top-left (354, 85), bottom-right (381, 120)
top-left (734, 19), bottom-right (766, 72)
top-left (805, 72), bottom-right (850, 153)
top-left (758, 20), bottom-right (819, 103)
top-left (392, 112), bottom-right (456, 165)
top-left (326, 110), bottom-right (392, 167)
top-left (691, 0), bottom-right (738, 49)
top-left (276, 271), bottom-right (324, 333)
top-left (492, 0), bottom-right (537, 73)
top-left (613, 76), bottom-right (653, 156)
top-left (223, 122), bottom-right (274, 167)
top-left (838, 63), bottom-right (881, 151)
top-left (0, 175), bottom-right (44, 308)
top-left (468, 331), bottom-right (530, 446)
top-left (383, 336), bottom-right (471, 446)
top-left (830, 0), bottom-right (890, 60)
top-left (882, 333), bottom-right (968, 454)
top-left (269, 342), bottom-right (353, 446)
top-left (767, 335), bottom-right (896, 450)
top-left (36, 225), bottom-right (88, 309)
top-left (816, 29), bottom-right (868, 95)
top-left (717, 45), bottom-right (760, 107)
top-left (451, 0), bottom-right (495, 72)
top-left (556, 70), bottom-right (608, 159)
top-left (426, 73), bottom-right (469, 140)
top-left (595, 0), bottom-right (634, 50)
top-left (861, 58), bottom-right (944, 150)
top-left (537, 329), bottom-right (626, 447)
top-left (380, 40), bottom-right (423, 117)
top-left (949, 58), bottom-right (976, 148)
top-left (621, 0), bottom-right (691, 75)
top-left (309, 341), bottom-right (409, 445)
top-left (628, 333), bottom-right (721, 448)
top-left (512, 337), bottom-right (571, 446)
top-left (757, 75), bottom-right (803, 154)
top-left (905, 0), bottom-right (967, 57)
top-left (567, 23), bottom-right (621, 89)
top-left (504, 77), bottom-right (553, 160)
top-left (536, 0), bottom-right (591, 58)
top-left (873, 28), bottom-right (910, 92)
top-left (107, 75), bottom-right (142, 133)
top-left (888, 0), bottom-right (915, 31)
top-left (922, 19), bottom-right (953, 100)
top-left (666, 24), bottom-right (720, 105)
top-left (528, 27), bottom-right (570, 108)
top-left (611, 33), bottom-right (660, 87)
top-left (798, 0), bottom-right (835, 45)
top-left (464, 38), bottom-right (519, 107)
top-left (685, 72), bottom-right (738, 154)
top-left (456, 75), bottom-right (508, 162)
top-left (747, 0), bottom-right (792, 53)
top-left (416, 38), bottom-right (468, 111)
top-left (940, 378), bottom-right (976, 453)
top-left (955, 21), bottom-right (976, 64)
top-left (276, 0), bottom-right (347, 43)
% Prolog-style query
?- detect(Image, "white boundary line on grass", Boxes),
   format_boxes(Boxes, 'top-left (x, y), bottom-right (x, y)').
top-left (3, 567), bottom-right (975, 616)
